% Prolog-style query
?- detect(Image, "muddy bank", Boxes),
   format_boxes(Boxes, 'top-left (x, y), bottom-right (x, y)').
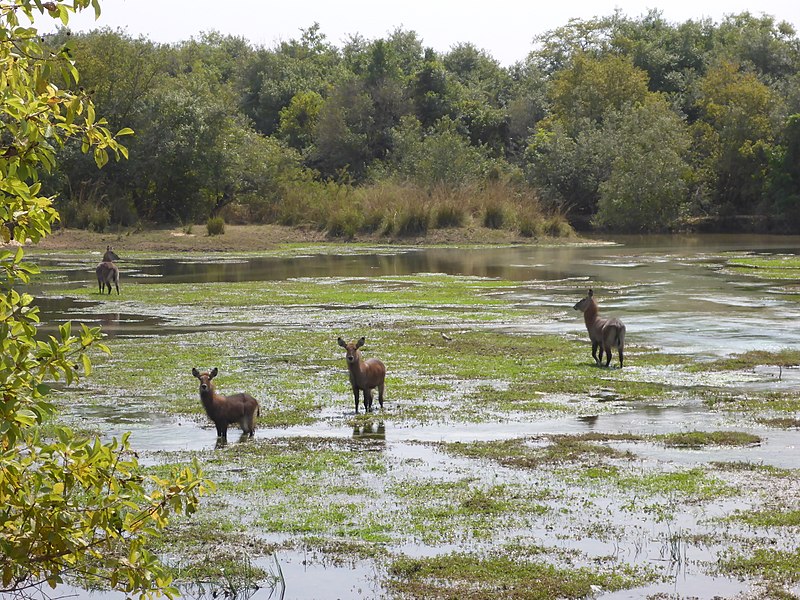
top-left (30, 224), bottom-right (573, 253)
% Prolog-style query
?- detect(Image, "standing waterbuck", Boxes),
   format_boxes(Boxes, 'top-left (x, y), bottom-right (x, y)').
top-left (573, 289), bottom-right (626, 368)
top-left (337, 337), bottom-right (386, 413)
top-left (96, 246), bottom-right (120, 295)
top-left (191, 368), bottom-right (260, 440)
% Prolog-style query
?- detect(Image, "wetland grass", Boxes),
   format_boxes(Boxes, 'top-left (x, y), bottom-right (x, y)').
top-left (656, 430), bottom-right (762, 447)
top-left (387, 552), bottom-right (651, 600)
top-left (38, 247), bottom-right (800, 596)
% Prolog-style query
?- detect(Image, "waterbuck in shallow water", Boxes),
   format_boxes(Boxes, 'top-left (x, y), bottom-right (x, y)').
top-left (337, 337), bottom-right (386, 413)
top-left (573, 289), bottom-right (626, 368)
top-left (96, 246), bottom-right (120, 295)
top-left (191, 368), bottom-right (260, 440)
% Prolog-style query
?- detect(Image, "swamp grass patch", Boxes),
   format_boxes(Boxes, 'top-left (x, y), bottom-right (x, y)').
top-left (387, 551), bottom-right (652, 600)
top-left (725, 508), bottom-right (800, 527)
top-left (580, 465), bottom-right (735, 501)
top-left (656, 430), bottom-right (761, 448)
top-left (726, 255), bottom-right (800, 280)
top-left (36, 246), bottom-right (800, 594)
top-left (703, 390), bottom-right (800, 413)
top-left (756, 416), bottom-right (800, 429)
top-left (444, 435), bottom-right (637, 470)
top-left (719, 546), bottom-right (800, 585)
top-left (388, 479), bottom-right (549, 544)
top-left (689, 348), bottom-right (800, 372)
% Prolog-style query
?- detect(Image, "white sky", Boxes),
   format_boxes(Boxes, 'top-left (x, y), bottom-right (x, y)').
top-left (61, 0), bottom-right (800, 66)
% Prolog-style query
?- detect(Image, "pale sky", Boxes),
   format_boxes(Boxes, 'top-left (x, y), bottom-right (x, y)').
top-left (61, 0), bottom-right (800, 66)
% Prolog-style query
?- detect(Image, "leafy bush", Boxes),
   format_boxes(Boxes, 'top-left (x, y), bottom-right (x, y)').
top-left (395, 205), bottom-right (430, 236)
top-left (483, 204), bottom-right (506, 229)
top-left (434, 203), bottom-right (466, 228)
top-left (326, 208), bottom-right (363, 239)
top-left (518, 214), bottom-right (542, 237)
top-left (207, 216), bottom-right (225, 236)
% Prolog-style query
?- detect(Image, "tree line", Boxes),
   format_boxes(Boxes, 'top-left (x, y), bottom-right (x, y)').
top-left (48, 11), bottom-right (800, 233)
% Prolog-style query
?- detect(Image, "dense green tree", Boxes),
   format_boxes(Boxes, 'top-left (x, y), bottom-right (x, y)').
top-left (411, 48), bottom-right (459, 129)
top-left (278, 90), bottom-right (324, 151)
top-left (549, 52), bottom-right (650, 129)
top-left (36, 12), bottom-right (800, 232)
top-left (383, 117), bottom-right (500, 188)
top-left (238, 23), bottom-right (343, 136)
top-left (595, 99), bottom-right (692, 231)
top-left (525, 118), bottom-right (616, 215)
top-left (309, 80), bottom-right (374, 179)
top-left (767, 113), bottom-right (800, 226)
top-left (694, 60), bottom-right (781, 213)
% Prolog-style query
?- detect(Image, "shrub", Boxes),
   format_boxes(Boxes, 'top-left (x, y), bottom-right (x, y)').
top-left (206, 216), bottom-right (225, 236)
top-left (518, 214), bottom-right (543, 237)
top-left (434, 203), bottom-right (466, 228)
top-left (543, 215), bottom-right (574, 237)
top-left (395, 205), bottom-right (430, 237)
top-left (483, 204), bottom-right (506, 229)
top-left (326, 208), bottom-right (363, 239)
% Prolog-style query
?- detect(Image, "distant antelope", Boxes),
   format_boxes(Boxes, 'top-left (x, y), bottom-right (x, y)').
top-left (191, 368), bottom-right (260, 439)
top-left (337, 337), bottom-right (386, 413)
top-left (573, 289), bottom-right (626, 368)
top-left (96, 246), bottom-right (120, 295)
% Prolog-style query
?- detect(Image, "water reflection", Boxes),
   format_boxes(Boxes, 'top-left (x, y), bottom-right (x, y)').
top-left (352, 421), bottom-right (386, 441)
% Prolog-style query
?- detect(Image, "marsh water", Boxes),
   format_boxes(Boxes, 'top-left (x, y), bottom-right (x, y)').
top-left (28, 234), bottom-right (800, 599)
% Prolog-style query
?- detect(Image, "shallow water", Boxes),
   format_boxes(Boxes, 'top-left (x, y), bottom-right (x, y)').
top-left (27, 234), bottom-right (800, 599)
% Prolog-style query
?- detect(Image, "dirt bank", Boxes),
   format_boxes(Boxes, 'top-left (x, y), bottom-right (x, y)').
top-left (31, 224), bottom-right (567, 252)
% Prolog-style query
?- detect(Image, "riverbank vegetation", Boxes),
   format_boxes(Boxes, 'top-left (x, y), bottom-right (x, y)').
top-left (40, 11), bottom-right (800, 235)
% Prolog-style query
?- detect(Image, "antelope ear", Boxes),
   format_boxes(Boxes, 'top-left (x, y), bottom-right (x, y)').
top-left (356, 337), bottom-right (365, 348)
top-left (210, 367), bottom-right (218, 378)
top-left (337, 337), bottom-right (347, 348)
top-left (192, 368), bottom-right (200, 378)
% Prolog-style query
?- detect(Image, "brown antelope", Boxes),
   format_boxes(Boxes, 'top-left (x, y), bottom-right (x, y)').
top-left (337, 337), bottom-right (386, 413)
top-left (96, 246), bottom-right (120, 295)
top-left (573, 289), bottom-right (626, 368)
top-left (191, 368), bottom-right (260, 439)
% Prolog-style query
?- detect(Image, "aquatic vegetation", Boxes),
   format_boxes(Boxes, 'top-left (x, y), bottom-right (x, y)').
top-left (725, 508), bottom-right (800, 527)
top-left (719, 547), bottom-right (800, 584)
top-left (656, 430), bottom-right (761, 447)
top-left (726, 255), bottom-right (800, 280)
top-left (387, 552), bottom-right (652, 599)
top-left (31, 245), bottom-right (800, 596)
top-left (444, 435), bottom-right (637, 470)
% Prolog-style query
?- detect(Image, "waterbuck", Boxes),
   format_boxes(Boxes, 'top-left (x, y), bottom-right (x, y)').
top-left (96, 246), bottom-right (120, 295)
top-left (337, 337), bottom-right (386, 413)
top-left (191, 368), bottom-right (260, 439)
top-left (573, 289), bottom-right (626, 368)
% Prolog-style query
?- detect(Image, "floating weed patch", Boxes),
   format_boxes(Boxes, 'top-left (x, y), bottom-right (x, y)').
top-left (725, 508), bottom-right (800, 527)
top-left (710, 461), bottom-right (798, 479)
top-left (581, 466), bottom-right (735, 501)
top-left (63, 273), bottom-right (522, 310)
top-left (445, 435), bottom-right (637, 470)
top-left (469, 385), bottom-right (567, 414)
top-left (719, 547), bottom-right (800, 585)
top-left (726, 255), bottom-right (800, 280)
top-left (690, 348), bottom-right (800, 372)
top-left (703, 390), bottom-right (800, 413)
top-left (387, 552), bottom-right (652, 600)
top-left (656, 430), bottom-right (761, 448)
top-left (389, 479), bottom-right (548, 544)
top-left (756, 416), bottom-right (800, 429)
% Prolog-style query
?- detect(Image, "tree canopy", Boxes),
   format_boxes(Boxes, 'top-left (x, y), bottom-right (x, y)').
top-left (42, 11), bottom-right (800, 232)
